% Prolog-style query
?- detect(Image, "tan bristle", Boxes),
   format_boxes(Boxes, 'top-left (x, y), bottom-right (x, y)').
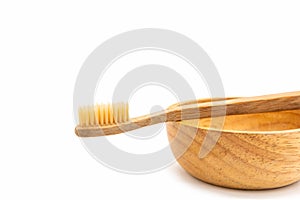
top-left (78, 102), bottom-right (129, 126)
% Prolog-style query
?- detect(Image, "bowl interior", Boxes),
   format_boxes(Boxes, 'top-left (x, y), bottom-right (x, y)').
top-left (181, 110), bottom-right (300, 133)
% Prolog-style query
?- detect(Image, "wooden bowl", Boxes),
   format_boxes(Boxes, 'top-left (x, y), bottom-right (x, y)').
top-left (167, 100), bottom-right (300, 190)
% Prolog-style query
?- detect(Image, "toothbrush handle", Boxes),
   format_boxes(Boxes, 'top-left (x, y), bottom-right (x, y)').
top-left (75, 91), bottom-right (300, 137)
top-left (167, 91), bottom-right (300, 121)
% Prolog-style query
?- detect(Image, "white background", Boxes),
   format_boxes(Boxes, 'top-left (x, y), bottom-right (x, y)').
top-left (1, 0), bottom-right (300, 199)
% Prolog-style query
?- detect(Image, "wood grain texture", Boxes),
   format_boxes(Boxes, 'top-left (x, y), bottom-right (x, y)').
top-left (76, 91), bottom-right (300, 137)
top-left (167, 109), bottom-right (300, 190)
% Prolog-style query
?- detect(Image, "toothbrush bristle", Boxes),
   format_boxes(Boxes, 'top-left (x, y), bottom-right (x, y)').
top-left (78, 102), bottom-right (129, 126)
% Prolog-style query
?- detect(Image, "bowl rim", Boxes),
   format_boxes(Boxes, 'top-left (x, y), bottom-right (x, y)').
top-left (198, 126), bottom-right (300, 135)
top-left (170, 98), bottom-right (300, 135)
top-left (177, 120), bottom-right (300, 135)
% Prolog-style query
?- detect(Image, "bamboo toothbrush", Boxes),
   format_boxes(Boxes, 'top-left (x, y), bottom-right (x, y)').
top-left (75, 91), bottom-right (300, 137)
